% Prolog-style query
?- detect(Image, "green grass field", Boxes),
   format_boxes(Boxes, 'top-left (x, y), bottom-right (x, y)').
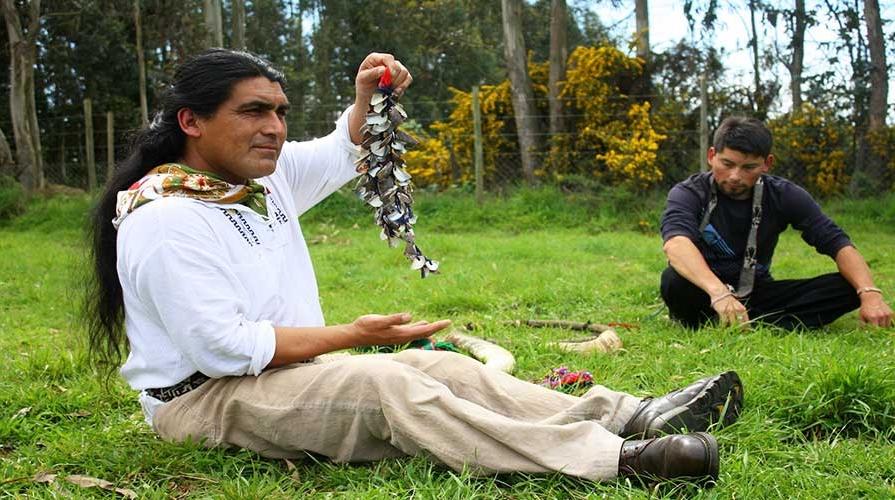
top-left (1, 188), bottom-right (894, 498)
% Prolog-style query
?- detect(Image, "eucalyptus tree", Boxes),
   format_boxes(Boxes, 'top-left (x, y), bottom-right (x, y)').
top-left (819, 0), bottom-right (886, 193)
top-left (2, 0), bottom-right (43, 191)
top-left (501, 0), bottom-right (540, 184)
top-left (774, 0), bottom-right (812, 111)
top-left (0, 126), bottom-right (13, 177)
top-left (634, 0), bottom-right (653, 100)
top-left (231, 0), bottom-right (245, 50)
top-left (204, 0), bottom-right (223, 47)
top-left (548, 0), bottom-right (568, 137)
top-left (862, 0), bottom-right (888, 191)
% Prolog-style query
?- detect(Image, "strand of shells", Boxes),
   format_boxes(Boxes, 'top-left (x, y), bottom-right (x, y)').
top-left (354, 78), bottom-right (439, 278)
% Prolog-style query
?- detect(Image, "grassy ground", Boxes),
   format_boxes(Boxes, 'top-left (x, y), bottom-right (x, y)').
top-left (1, 188), bottom-right (893, 498)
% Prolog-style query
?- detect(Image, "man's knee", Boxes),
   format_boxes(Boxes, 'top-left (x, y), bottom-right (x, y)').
top-left (815, 273), bottom-right (861, 312)
top-left (827, 273), bottom-right (861, 298)
top-left (751, 272), bottom-right (861, 329)
top-left (660, 267), bottom-right (708, 304)
top-left (660, 267), bottom-right (689, 298)
top-left (659, 267), bottom-right (714, 328)
top-left (340, 355), bottom-right (430, 394)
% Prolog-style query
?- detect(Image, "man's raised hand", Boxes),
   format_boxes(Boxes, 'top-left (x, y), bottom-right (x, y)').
top-left (354, 53), bottom-right (412, 105)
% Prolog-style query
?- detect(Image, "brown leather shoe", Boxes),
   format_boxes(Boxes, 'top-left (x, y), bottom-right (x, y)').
top-left (618, 432), bottom-right (719, 485)
top-left (620, 371), bottom-right (743, 439)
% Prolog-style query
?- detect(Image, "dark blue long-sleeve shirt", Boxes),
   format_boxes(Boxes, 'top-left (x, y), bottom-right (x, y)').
top-left (660, 172), bottom-right (852, 284)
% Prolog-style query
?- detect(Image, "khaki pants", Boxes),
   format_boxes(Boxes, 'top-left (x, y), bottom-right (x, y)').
top-left (153, 350), bottom-right (641, 481)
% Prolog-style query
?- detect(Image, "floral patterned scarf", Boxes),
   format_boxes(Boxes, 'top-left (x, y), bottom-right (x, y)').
top-left (112, 163), bottom-right (268, 229)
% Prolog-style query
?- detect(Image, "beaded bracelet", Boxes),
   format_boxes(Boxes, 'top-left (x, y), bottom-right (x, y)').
top-left (710, 292), bottom-right (736, 307)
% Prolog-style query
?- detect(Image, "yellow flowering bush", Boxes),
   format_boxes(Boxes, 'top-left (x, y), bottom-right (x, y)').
top-left (561, 45), bottom-right (642, 145)
top-left (405, 44), bottom-right (667, 188)
top-left (596, 102), bottom-right (666, 187)
top-left (769, 104), bottom-right (850, 196)
top-left (403, 136), bottom-right (450, 186)
top-left (868, 126), bottom-right (895, 189)
top-left (549, 45), bottom-right (665, 185)
top-left (404, 83), bottom-right (516, 186)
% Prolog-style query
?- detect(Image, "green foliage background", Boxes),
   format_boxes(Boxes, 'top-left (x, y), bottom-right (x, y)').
top-left (3, 0), bottom-right (891, 194)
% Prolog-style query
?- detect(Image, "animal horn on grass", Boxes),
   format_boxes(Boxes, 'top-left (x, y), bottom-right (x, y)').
top-left (549, 329), bottom-right (623, 354)
top-left (444, 330), bottom-right (516, 373)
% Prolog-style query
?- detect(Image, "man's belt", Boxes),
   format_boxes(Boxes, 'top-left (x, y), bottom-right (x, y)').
top-left (145, 372), bottom-right (210, 402)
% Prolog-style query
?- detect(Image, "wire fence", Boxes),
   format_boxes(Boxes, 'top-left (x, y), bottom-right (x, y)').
top-left (8, 90), bottom-right (878, 195)
top-left (30, 117), bottom-right (707, 192)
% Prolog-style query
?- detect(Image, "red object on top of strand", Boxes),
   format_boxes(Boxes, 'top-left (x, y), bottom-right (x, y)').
top-left (378, 66), bottom-right (392, 90)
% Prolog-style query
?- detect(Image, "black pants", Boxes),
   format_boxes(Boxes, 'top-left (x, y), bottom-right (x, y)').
top-left (660, 267), bottom-right (861, 330)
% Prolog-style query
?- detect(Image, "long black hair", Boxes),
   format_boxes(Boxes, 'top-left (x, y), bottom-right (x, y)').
top-left (85, 49), bottom-right (286, 374)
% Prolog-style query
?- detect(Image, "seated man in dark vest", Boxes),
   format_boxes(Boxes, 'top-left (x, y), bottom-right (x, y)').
top-left (660, 116), bottom-right (892, 330)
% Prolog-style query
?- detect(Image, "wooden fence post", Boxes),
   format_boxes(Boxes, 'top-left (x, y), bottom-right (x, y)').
top-left (135, 0), bottom-right (149, 125)
top-left (59, 131), bottom-right (66, 183)
top-left (106, 111), bottom-right (114, 182)
top-left (84, 98), bottom-right (96, 191)
top-left (472, 85), bottom-right (484, 205)
top-left (699, 72), bottom-right (708, 172)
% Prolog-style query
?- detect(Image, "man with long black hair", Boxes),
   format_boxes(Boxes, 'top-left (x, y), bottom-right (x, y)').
top-left (661, 116), bottom-right (892, 329)
top-left (86, 48), bottom-right (742, 486)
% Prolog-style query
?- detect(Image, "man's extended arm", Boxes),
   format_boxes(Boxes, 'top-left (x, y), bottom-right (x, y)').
top-left (834, 245), bottom-right (893, 327)
top-left (664, 235), bottom-right (749, 326)
top-left (268, 314), bottom-right (451, 368)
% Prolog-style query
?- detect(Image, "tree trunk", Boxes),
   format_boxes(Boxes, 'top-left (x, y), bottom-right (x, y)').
top-left (289, 0), bottom-right (308, 138)
top-left (215, 0), bottom-right (223, 46)
top-left (748, 0), bottom-right (765, 119)
top-left (548, 0), bottom-right (567, 138)
top-left (2, 0), bottom-right (43, 192)
top-left (232, 0), bottom-right (246, 50)
top-left (635, 0), bottom-right (650, 61)
top-left (501, 0), bottom-right (539, 184)
top-left (787, 0), bottom-right (806, 112)
top-left (134, 0), bottom-right (148, 125)
top-left (861, 0), bottom-right (888, 188)
top-left (0, 126), bottom-right (13, 177)
top-left (634, 0), bottom-right (652, 99)
top-left (825, 0), bottom-right (871, 193)
top-left (310, 3), bottom-right (336, 138)
top-left (864, 0), bottom-right (887, 133)
top-left (204, 0), bottom-right (214, 46)
top-left (204, 0), bottom-right (223, 47)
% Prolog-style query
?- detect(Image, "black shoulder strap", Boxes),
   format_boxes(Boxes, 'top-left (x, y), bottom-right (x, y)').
top-left (697, 176), bottom-right (764, 298)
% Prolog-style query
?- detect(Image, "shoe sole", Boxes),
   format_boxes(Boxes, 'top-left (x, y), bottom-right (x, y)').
top-left (649, 371), bottom-right (744, 437)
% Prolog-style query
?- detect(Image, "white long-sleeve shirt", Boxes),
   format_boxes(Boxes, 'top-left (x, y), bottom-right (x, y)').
top-left (116, 107), bottom-right (360, 424)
